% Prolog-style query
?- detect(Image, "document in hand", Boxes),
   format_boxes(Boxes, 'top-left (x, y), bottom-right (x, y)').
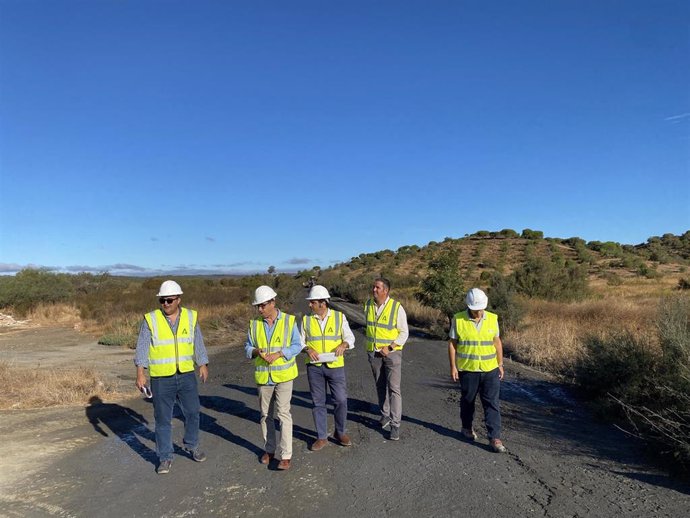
top-left (311, 352), bottom-right (337, 363)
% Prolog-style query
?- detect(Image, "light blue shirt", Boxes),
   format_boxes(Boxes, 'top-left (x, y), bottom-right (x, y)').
top-left (244, 310), bottom-right (303, 385)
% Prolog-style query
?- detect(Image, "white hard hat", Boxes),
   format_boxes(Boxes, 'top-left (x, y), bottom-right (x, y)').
top-left (306, 285), bottom-right (330, 300)
top-left (466, 288), bottom-right (488, 310)
top-left (157, 280), bottom-right (183, 297)
top-left (252, 285), bottom-right (278, 306)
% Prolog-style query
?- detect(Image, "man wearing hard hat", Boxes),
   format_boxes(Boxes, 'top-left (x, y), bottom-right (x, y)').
top-left (134, 280), bottom-right (210, 474)
top-left (301, 285), bottom-right (356, 451)
top-left (448, 288), bottom-right (507, 453)
top-left (364, 277), bottom-right (409, 441)
top-left (244, 285), bottom-right (303, 470)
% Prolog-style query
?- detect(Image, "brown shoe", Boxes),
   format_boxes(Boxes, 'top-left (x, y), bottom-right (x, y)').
top-left (461, 428), bottom-right (478, 442)
top-left (259, 452), bottom-right (274, 465)
top-left (277, 459), bottom-right (291, 470)
top-left (310, 439), bottom-right (328, 451)
top-left (334, 433), bottom-right (352, 447)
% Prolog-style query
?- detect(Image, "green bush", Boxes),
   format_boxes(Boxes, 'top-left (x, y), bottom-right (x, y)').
top-left (511, 256), bottom-right (588, 301)
top-left (417, 251), bottom-right (465, 320)
top-left (0, 269), bottom-right (75, 315)
top-left (487, 273), bottom-right (524, 334)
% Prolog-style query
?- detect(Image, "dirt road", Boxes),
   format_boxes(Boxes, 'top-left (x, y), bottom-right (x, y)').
top-left (1, 301), bottom-right (689, 517)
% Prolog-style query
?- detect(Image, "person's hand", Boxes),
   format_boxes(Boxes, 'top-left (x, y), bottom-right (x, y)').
top-left (498, 365), bottom-right (504, 381)
top-left (199, 364), bottom-right (209, 383)
top-left (136, 372), bottom-right (148, 391)
top-left (335, 343), bottom-right (348, 357)
top-left (450, 366), bottom-right (459, 382)
top-left (265, 352), bottom-right (282, 364)
top-left (380, 346), bottom-right (390, 357)
top-left (306, 348), bottom-right (320, 362)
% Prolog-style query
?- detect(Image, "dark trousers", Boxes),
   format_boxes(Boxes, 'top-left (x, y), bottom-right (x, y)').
top-left (151, 371), bottom-right (200, 461)
top-left (459, 368), bottom-right (502, 440)
top-left (306, 363), bottom-right (348, 439)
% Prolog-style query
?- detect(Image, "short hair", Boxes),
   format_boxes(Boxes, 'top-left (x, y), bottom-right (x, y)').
top-left (373, 277), bottom-right (391, 291)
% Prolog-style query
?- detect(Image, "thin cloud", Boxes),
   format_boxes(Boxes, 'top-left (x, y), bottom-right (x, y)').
top-left (286, 257), bottom-right (311, 265)
top-left (664, 112), bottom-right (690, 123)
top-left (150, 237), bottom-right (159, 242)
top-left (0, 263), bottom-right (26, 273)
top-left (205, 236), bottom-right (216, 242)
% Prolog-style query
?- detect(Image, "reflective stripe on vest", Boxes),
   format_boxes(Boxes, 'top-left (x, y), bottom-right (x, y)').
top-left (453, 310), bottom-right (499, 372)
top-left (249, 312), bottom-right (298, 385)
top-left (303, 310), bottom-right (344, 368)
top-left (145, 307), bottom-right (197, 377)
top-left (365, 298), bottom-right (401, 352)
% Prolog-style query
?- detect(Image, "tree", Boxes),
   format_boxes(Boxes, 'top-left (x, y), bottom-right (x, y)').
top-left (416, 251), bottom-right (465, 321)
top-left (267, 266), bottom-right (276, 275)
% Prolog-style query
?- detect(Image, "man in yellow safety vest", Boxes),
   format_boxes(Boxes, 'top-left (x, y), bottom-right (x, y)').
top-left (364, 277), bottom-right (409, 441)
top-left (134, 280), bottom-right (209, 474)
top-left (244, 285), bottom-right (303, 470)
top-left (301, 285), bottom-right (355, 451)
top-left (448, 288), bottom-right (507, 453)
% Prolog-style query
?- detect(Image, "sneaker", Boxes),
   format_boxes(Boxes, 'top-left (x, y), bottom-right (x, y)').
top-left (389, 426), bottom-right (400, 441)
top-left (380, 416), bottom-right (392, 430)
top-left (186, 447), bottom-right (207, 462)
top-left (491, 439), bottom-right (507, 453)
top-left (461, 428), bottom-right (478, 442)
top-left (156, 459), bottom-right (172, 474)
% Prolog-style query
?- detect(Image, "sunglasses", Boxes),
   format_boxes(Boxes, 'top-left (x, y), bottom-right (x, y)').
top-left (159, 297), bottom-right (178, 305)
top-left (257, 300), bottom-right (273, 309)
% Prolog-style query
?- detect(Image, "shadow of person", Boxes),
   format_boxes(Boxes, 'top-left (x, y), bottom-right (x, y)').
top-left (85, 395), bottom-right (157, 465)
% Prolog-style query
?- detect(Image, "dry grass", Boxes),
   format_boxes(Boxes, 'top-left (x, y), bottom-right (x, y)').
top-left (25, 303), bottom-right (81, 327)
top-left (506, 298), bottom-right (657, 373)
top-left (0, 361), bottom-right (129, 410)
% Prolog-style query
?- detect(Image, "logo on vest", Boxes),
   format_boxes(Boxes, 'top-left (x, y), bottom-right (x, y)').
top-left (327, 327), bottom-right (333, 333)
top-left (181, 328), bottom-right (188, 335)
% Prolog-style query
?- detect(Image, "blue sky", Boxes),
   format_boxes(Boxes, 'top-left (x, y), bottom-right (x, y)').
top-left (1, 0), bottom-right (688, 276)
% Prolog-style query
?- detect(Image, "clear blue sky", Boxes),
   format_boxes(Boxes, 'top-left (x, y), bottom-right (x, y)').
top-left (1, 1), bottom-right (688, 276)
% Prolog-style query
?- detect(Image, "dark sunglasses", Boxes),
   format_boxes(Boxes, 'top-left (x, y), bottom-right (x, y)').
top-left (159, 297), bottom-right (178, 305)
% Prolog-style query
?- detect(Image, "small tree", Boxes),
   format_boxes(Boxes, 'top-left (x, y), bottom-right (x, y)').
top-left (417, 251), bottom-right (465, 321)
top-left (267, 265), bottom-right (276, 275)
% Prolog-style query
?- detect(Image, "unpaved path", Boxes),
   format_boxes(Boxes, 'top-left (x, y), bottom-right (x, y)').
top-left (0, 301), bottom-right (688, 517)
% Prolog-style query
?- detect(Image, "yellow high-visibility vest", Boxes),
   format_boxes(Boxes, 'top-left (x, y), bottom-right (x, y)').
top-left (302, 310), bottom-right (345, 368)
top-left (144, 308), bottom-right (197, 377)
top-left (453, 310), bottom-right (499, 372)
top-left (249, 312), bottom-right (298, 385)
top-left (365, 298), bottom-right (402, 352)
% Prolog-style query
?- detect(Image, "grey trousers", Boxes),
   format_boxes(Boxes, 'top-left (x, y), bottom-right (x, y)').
top-left (368, 350), bottom-right (402, 427)
top-left (257, 380), bottom-right (293, 460)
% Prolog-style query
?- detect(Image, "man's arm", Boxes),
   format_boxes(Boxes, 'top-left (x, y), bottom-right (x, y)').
top-left (494, 336), bottom-right (504, 380)
top-left (388, 304), bottom-right (409, 352)
top-left (134, 320), bottom-right (150, 390)
top-left (448, 339), bottom-right (459, 381)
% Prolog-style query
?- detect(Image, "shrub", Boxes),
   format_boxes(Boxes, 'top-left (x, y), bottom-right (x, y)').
top-left (511, 256), bottom-right (588, 301)
top-left (417, 251), bottom-right (465, 320)
top-left (487, 273), bottom-right (525, 334)
top-left (521, 228), bottom-right (544, 240)
top-left (0, 269), bottom-right (75, 316)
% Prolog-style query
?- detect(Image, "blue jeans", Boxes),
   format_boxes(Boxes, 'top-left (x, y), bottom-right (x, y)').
top-left (307, 364), bottom-right (348, 439)
top-left (151, 371), bottom-right (200, 461)
top-left (459, 368), bottom-right (502, 440)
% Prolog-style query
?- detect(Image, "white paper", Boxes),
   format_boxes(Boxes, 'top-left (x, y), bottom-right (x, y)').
top-left (311, 352), bottom-right (337, 363)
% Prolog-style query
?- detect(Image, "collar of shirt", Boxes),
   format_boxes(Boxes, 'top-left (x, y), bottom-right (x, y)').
top-left (312, 308), bottom-right (331, 322)
top-left (263, 309), bottom-right (283, 329)
top-left (375, 297), bottom-right (391, 316)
